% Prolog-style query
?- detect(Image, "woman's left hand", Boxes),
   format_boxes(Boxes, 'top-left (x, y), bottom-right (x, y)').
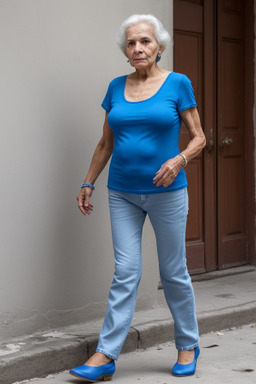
top-left (153, 156), bottom-right (184, 188)
top-left (153, 107), bottom-right (206, 189)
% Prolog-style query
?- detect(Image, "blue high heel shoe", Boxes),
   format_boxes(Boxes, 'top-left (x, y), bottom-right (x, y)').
top-left (172, 346), bottom-right (200, 376)
top-left (69, 360), bottom-right (115, 382)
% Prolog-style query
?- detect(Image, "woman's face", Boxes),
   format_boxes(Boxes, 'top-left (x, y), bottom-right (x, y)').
top-left (125, 22), bottom-right (161, 69)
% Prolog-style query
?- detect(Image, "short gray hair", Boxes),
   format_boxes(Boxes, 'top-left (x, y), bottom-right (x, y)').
top-left (116, 14), bottom-right (171, 56)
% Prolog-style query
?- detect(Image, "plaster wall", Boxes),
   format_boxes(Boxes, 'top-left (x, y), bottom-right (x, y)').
top-left (0, 0), bottom-right (173, 341)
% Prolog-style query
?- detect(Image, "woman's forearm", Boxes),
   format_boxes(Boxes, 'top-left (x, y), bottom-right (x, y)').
top-left (83, 140), bottom-right (113, 185)
top-left (179, 107), bottom-right (206, 164)
top-left (180, 134), bottom-right (206, 164)
top-left (82, 112), bottom-right (114, 186)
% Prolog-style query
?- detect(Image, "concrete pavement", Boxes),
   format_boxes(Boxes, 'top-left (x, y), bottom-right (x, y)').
top-left (1, 266), bottom-right (256, 384)
top-left (14, 323), bottom-right (256, 384)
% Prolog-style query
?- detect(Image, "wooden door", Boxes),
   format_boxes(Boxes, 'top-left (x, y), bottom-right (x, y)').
top-left (174, 0), bottom-right (216, 273)
top-left (174, 0), bottom-right (254, 272)
top-left (217, 0), bottom-right (247, 268)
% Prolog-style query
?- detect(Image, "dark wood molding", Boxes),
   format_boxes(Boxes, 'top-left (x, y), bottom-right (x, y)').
top-left (244, 0), bottom-right (255, 265)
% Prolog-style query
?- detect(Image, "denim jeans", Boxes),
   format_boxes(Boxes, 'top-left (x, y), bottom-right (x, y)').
top-left (96, 188), bottom-right (200, 360)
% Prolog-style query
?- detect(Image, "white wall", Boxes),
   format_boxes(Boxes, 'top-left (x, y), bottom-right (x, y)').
top-left (0, 0), bottom-right (173, 341)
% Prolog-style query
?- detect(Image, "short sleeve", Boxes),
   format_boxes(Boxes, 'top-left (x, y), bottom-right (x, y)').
top-left (101, 82), bottom-right (112, 112)
top-left (177, 76), bottom-right (197, 113)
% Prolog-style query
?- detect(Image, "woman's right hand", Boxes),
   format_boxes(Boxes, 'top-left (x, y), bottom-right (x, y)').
top-left (76, 112), bottom-right (113, 216)
top-left (77, 187), bottom-right (94, 215)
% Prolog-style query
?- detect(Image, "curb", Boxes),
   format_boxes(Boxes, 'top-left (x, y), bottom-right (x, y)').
top-left (1, 301), bottom-right (256, 384)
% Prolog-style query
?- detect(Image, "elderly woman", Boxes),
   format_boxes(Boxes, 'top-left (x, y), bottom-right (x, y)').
top-left (70, 14), bottom-right (205, 381)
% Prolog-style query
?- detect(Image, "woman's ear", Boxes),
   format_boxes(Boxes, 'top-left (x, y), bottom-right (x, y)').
top-left (159, 44), bottom-right (165, 54)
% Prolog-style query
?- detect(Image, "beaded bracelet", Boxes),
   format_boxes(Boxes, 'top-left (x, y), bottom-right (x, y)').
top-left (81, 182), bottom-right (95, 190)
top-left (178, 153), bottom-right (188, 167)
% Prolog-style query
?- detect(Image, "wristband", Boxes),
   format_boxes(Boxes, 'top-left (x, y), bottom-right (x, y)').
top-left (81, 182), bottom-right (95, 190)
top-left (178, 153), bottom-right (188, 167)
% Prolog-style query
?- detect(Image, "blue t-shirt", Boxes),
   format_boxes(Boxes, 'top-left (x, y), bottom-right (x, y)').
top-left (101, 72), bottom-right (197, 194)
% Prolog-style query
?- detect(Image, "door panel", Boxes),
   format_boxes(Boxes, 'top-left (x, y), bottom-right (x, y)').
top-left (217, 0), bottom-right (247, 268)
top-left (174, 0), bottom-right (209, 273)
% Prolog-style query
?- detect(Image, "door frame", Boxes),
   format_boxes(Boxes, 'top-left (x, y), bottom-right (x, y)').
top-left (203, 0), bottom-right (217, 271)
top-left (244, 0), bottom-right (255, 265)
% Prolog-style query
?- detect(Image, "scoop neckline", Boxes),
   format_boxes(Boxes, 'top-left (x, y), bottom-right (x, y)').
top-left (123, 72), bottom-right (174, 104)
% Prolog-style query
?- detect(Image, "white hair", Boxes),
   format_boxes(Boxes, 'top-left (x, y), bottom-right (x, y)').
top-left (116, 14), bottom-right (171, 56)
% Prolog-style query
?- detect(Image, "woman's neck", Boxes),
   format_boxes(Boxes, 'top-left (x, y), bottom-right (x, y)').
top-left (133, 64), bottom-right (164, 80)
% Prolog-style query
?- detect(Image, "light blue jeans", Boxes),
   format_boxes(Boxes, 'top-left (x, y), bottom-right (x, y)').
top-left (96, 188), bottom-right (200, 360)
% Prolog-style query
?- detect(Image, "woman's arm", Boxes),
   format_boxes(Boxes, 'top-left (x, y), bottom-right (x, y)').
top-left (77, 112), bottom-right (114, 215)
top-left (178, 107), bottom-right (206, 162)
top-left (153, 107), bottom-right (206, 188)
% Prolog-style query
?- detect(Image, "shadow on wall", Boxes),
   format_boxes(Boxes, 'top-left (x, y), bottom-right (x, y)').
top-left (30, 73), bottom-right (114, 324)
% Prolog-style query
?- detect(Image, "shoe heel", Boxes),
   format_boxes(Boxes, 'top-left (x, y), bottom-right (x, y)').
top-left (101, 375), bottom-right (113, 381)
